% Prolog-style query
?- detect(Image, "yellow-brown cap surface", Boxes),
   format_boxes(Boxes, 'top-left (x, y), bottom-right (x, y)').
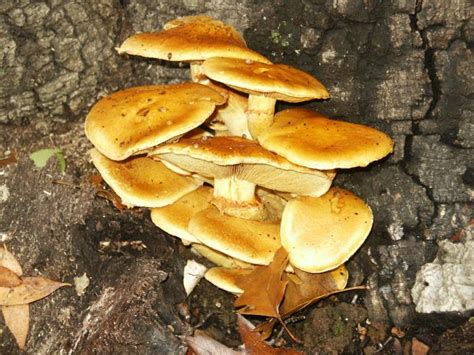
top-left (205, 267), bottom-right (253, 294)
top-left (281, 187), bottom-right (373, 273)
top-left (188, 206), bottom-right (281, 265)
top-left (117, 16), bottom-right (270, 63)
top-left (192, 244), bottom-right (253, 269)
top-left (90, 149), bottom-right (202, 208)
top-left (258, 108), bottom-right (394, 170)
top-left (202, 57), bottom-right (329, 102)
top-left (150, 186), bottom-right (213, 244)
top-left (85, 83), bottom-right (225, 161)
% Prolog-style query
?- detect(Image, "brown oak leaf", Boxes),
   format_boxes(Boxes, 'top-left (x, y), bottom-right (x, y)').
top-left (186, 315), bottom-right (303, 355)
top-left (280, 265), bottom-right (350, 316)
top-left (238, 315), bottom-right (303, 355)
top-left (256, 265), bottom-right (365, 340)
top-left (234, 247), bottom-right (288, 318)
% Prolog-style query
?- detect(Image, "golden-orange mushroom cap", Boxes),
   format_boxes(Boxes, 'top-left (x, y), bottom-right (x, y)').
top-left (90, 149), bottom-right (202, 208)
top-left (202, 57), bottom-right (329, 102)
top-left (281, 187), bottom-right (373, 273)
top-left (85, 83), bottom-right (225, 160)
top-left (150, 186), bottom-right (212, 244)
top-left (258, 108), bottom-right (394, 170)
top-left (117, 16), bottom-right (270, 64)
top-left (189, 206), bottom-right (281, 265)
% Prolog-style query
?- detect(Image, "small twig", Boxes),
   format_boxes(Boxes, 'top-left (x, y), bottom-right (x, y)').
top-left (193, 311), bottom-right (219, 329)
top-left (374, 336), bottom-right (393, 353)
top-left (277, 316), bottom-right (302, 344)
top-left (52, 179), bottom-right (81, 189)
top-left (54, 176), bottom-right (127, 211)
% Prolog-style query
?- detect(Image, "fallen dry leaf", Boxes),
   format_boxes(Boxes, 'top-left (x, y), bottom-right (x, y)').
top-left (186, 316), bottom-right (303, 355)
top-left (0, 266), bottom-right (22, 287)
top-left (0, 150), bottom-right (17, 167)
top-left (234, 248), bottom-right (302, 342)
top-left (238, 315), bottom-right (303, 355)
top-left (234, 248), bottom-right (288, 318)
top-left (391, 326), bottom-right (406, 338)
top-left (186, 329), bottom-right (242, 355)
top-left (183, 260), bottom-right (208, 296)
top-left (2, 304), bottom-right (29, 350)
top-left (0, 247), bottom-right (70, 350)
top-left (255, 265), bottom-right (365, 340)
top-left (412, 337), bottom-right (430, 355)
top-left (0, 276), bottom-right (70, 306)
top-left (0, 245), bottom-right (23, 276)
top-left (88, 175), bottom-right (126, 211)
top-left (280, 265), bottom-right (349, 317)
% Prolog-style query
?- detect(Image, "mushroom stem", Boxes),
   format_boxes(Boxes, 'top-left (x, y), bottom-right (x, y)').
top-left (246, 95), bottom-right (277, 139)
top-left (190, 62), bottom-right (208, 83)
top-left (214, 176), bottom-right (256, 202)
top-left (212, 176), bottom-right (266, 220)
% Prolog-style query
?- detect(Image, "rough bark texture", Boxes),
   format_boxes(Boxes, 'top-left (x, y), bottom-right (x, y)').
top-left (0, 0), bottom-right (473, 353)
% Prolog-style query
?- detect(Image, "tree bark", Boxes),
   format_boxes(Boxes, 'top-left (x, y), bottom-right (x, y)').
top-left (0, 0), bottom-right (472, 353)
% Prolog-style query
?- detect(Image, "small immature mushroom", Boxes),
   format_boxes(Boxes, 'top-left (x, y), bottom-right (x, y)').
top-left (150, 186), bottom-right (212, 245)
top-left (204, 267), bottom-right (253, 294)
top-left (202, 57), bottom-right (330, 138)
top-left (90, 149), bottom-right (202, 208)
top-left (280, 187), bottom-right (373, 273)
top-left (150, 136), bottom-right (334, 220)
top-left (85, 83), bottom-right (225, 161)
top-left (258, 108), bottom-right (394, 169)
top-left (191, 244), bottom-right (253, 270)
top-left (117, 15), bottom-right (270, 82)
top-left (188, 206), bottom-right (281, 265)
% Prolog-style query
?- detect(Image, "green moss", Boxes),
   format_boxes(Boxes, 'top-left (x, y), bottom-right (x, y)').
top-left (331, 318), bottom-right (345, 337)
top-left (271, 29), bottom-right (281, 44)
top-left (270, 22), bottom-right (290, 47)
top-left (326, 305), bottom-right (346, 337)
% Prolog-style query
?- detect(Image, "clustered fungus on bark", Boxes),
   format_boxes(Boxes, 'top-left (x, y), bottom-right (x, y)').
top-left (85, 15), bottom-right (393, 294)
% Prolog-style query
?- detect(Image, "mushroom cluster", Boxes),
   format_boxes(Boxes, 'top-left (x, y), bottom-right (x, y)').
top-left (85, 16), bottom-right (393, 293)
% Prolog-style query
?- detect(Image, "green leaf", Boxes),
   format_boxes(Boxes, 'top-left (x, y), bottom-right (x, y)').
top-left (30, 149), bottom-right (56, 168)
top-left (29, 148), bottom-right (66, 173)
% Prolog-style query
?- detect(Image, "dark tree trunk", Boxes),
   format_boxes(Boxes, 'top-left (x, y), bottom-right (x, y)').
top-left (0, 0), bottom-right (472, 353)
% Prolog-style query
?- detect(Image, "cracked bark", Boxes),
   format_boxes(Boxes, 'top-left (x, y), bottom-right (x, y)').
top-left (0, 0), bottom-right (472, 353)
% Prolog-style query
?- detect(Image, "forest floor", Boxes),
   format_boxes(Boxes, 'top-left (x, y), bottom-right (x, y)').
top-left (0, 122), bottom-right (472, 354)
